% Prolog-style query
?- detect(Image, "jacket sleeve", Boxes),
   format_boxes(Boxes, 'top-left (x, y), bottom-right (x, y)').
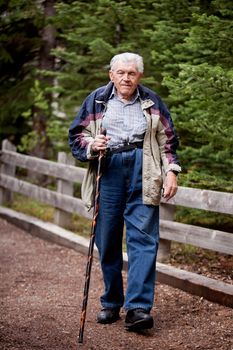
top-left (157, 96), bottom-right (181, 174)
top-left (68, 94), bottom-right (98, 162)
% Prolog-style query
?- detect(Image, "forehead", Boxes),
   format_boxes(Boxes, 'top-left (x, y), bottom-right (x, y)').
top-left (112, 60), bottom-right (139, 72)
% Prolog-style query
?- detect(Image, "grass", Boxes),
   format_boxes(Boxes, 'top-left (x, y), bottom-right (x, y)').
top-left (10, 193), bottom-right (55, 222)
top-left (8, 193), bottom-right (92, 238)
top-left (175, 207), bottom-right (233, 233)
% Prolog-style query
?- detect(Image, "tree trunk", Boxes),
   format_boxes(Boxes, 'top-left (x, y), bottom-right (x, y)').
top-left (30, 0), bottom-right (56, 160)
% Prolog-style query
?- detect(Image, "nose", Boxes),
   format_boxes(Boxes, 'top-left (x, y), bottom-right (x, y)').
top-left (122, 73), bottom-right (130, 80)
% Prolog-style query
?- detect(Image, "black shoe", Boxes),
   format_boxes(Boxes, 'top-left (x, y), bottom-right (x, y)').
top-left (125, 308), bottom-right (153, 331)
top-left (97, 308), bottom-right (120, 324)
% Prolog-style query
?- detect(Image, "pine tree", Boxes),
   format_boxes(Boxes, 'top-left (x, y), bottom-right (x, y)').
top-left (0, 0), bottom-right (56, 159)
top-left (162, 0), bottom-right (233, 190)
top-left (52, 0), bottom-right (157, 109)
top-left (29, 0), bottom-right (56, 159)
top-left (143, 0), bottom-right (198, 96)
top-left (2, 0), bottom-right (232, 192)
top-left (0, 0), bottom-right (42, 144)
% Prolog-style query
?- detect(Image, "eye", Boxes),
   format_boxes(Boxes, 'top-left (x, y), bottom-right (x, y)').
top-left (116, 71), bottom-right (124, 76)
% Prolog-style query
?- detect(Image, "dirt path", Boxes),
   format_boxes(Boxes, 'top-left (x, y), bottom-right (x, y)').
top-left (0, 218), bottom-right (232, 350)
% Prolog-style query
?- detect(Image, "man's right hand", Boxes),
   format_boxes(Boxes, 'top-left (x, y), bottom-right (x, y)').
top-left (91, 134), bottom-right (111, 153)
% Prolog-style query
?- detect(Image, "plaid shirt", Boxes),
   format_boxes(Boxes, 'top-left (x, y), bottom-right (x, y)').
top-left (102, 88), bottom-right (147, 148)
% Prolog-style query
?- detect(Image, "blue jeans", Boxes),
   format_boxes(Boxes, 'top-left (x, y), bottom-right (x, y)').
top-left (95, 149), bottom-right (159, 311)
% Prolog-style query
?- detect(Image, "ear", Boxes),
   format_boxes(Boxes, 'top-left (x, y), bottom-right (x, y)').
top-left (109, 70), bottom-right (114, 82)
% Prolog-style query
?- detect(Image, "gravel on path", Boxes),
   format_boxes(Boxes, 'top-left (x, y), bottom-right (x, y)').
top-left (0, 218), bottom-right (232, 350)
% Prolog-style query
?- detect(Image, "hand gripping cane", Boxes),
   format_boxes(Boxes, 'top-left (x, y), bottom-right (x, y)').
top-left (78, 129), bottom-right (106, 344)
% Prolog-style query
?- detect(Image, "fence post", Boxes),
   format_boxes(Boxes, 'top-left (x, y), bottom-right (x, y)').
top-left (0, 139), bottom-right (16, 205)
top-left (54, 152), bottom-right (75, 227)
top-left (157, 203), bottom-right (175, 262)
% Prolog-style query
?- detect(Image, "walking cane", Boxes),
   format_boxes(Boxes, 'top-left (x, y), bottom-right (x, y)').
top-left (78, 130), bottom-right (106, 344)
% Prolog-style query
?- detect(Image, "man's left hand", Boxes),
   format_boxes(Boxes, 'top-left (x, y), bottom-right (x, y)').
top-left (163, 171), bottom-right (178, 201)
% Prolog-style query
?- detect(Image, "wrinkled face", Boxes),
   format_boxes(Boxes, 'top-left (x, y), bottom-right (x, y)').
top-left (109, 61), bottom-right (142, 100)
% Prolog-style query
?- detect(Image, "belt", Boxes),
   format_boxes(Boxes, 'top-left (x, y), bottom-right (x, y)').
top-left (107, 141), bottom-right (143, 156)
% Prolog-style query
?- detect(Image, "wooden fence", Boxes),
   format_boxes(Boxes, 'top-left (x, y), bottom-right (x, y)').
top-left (0, 139), bottom-right (233, 307)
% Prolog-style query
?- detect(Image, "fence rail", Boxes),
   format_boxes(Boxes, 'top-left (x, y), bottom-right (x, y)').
top-left (0, 139), bottom-right (233, 307)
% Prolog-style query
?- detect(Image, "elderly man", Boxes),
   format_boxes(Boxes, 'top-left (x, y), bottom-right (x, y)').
top-left (69, 52), bottom-right (181, 332)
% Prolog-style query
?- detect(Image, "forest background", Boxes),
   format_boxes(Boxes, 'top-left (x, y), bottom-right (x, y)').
top-left (0, 0), bottom-right (232, 194)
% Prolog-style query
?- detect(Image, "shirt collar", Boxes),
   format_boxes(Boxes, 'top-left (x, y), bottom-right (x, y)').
top-left (110, 86), bottom-right (139, 103)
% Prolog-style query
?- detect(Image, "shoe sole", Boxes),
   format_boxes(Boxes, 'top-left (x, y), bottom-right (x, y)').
top-left (124, 318), bottom-right (154, 331)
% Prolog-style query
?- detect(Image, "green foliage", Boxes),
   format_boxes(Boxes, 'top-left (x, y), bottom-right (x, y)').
top-left (10, 193), bottom-right (91, 236)
top-left (157, 0), bottom-right (233, 189)
top-left (18, 131), bottom-right (39, 153)
top-left (1, 0), bottom-right (233, 193)
top-left (51, 0), bottom-right (158, 111)
top-left (143, 0), bottom-right (199, 94)
top-left (0, 0), bottom-right (42, 143)
top-left (46, 117), bottom-right (70, 153)
top-left (41, 0), bottom-right (160, 150)
top-left (31, 79), bottom-right (50, 111)
top-left (9, 193), bottom-right (54, 222)
top-left (175, 206), bottom-right (233, 233)
top-left (17, 80), bottom-right (51, 153)
top-left (164, 64), bottom-right (233, 179)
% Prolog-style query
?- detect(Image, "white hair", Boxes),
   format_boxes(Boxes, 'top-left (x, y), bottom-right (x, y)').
top-left (110, 52), bottom-right (144, 73)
